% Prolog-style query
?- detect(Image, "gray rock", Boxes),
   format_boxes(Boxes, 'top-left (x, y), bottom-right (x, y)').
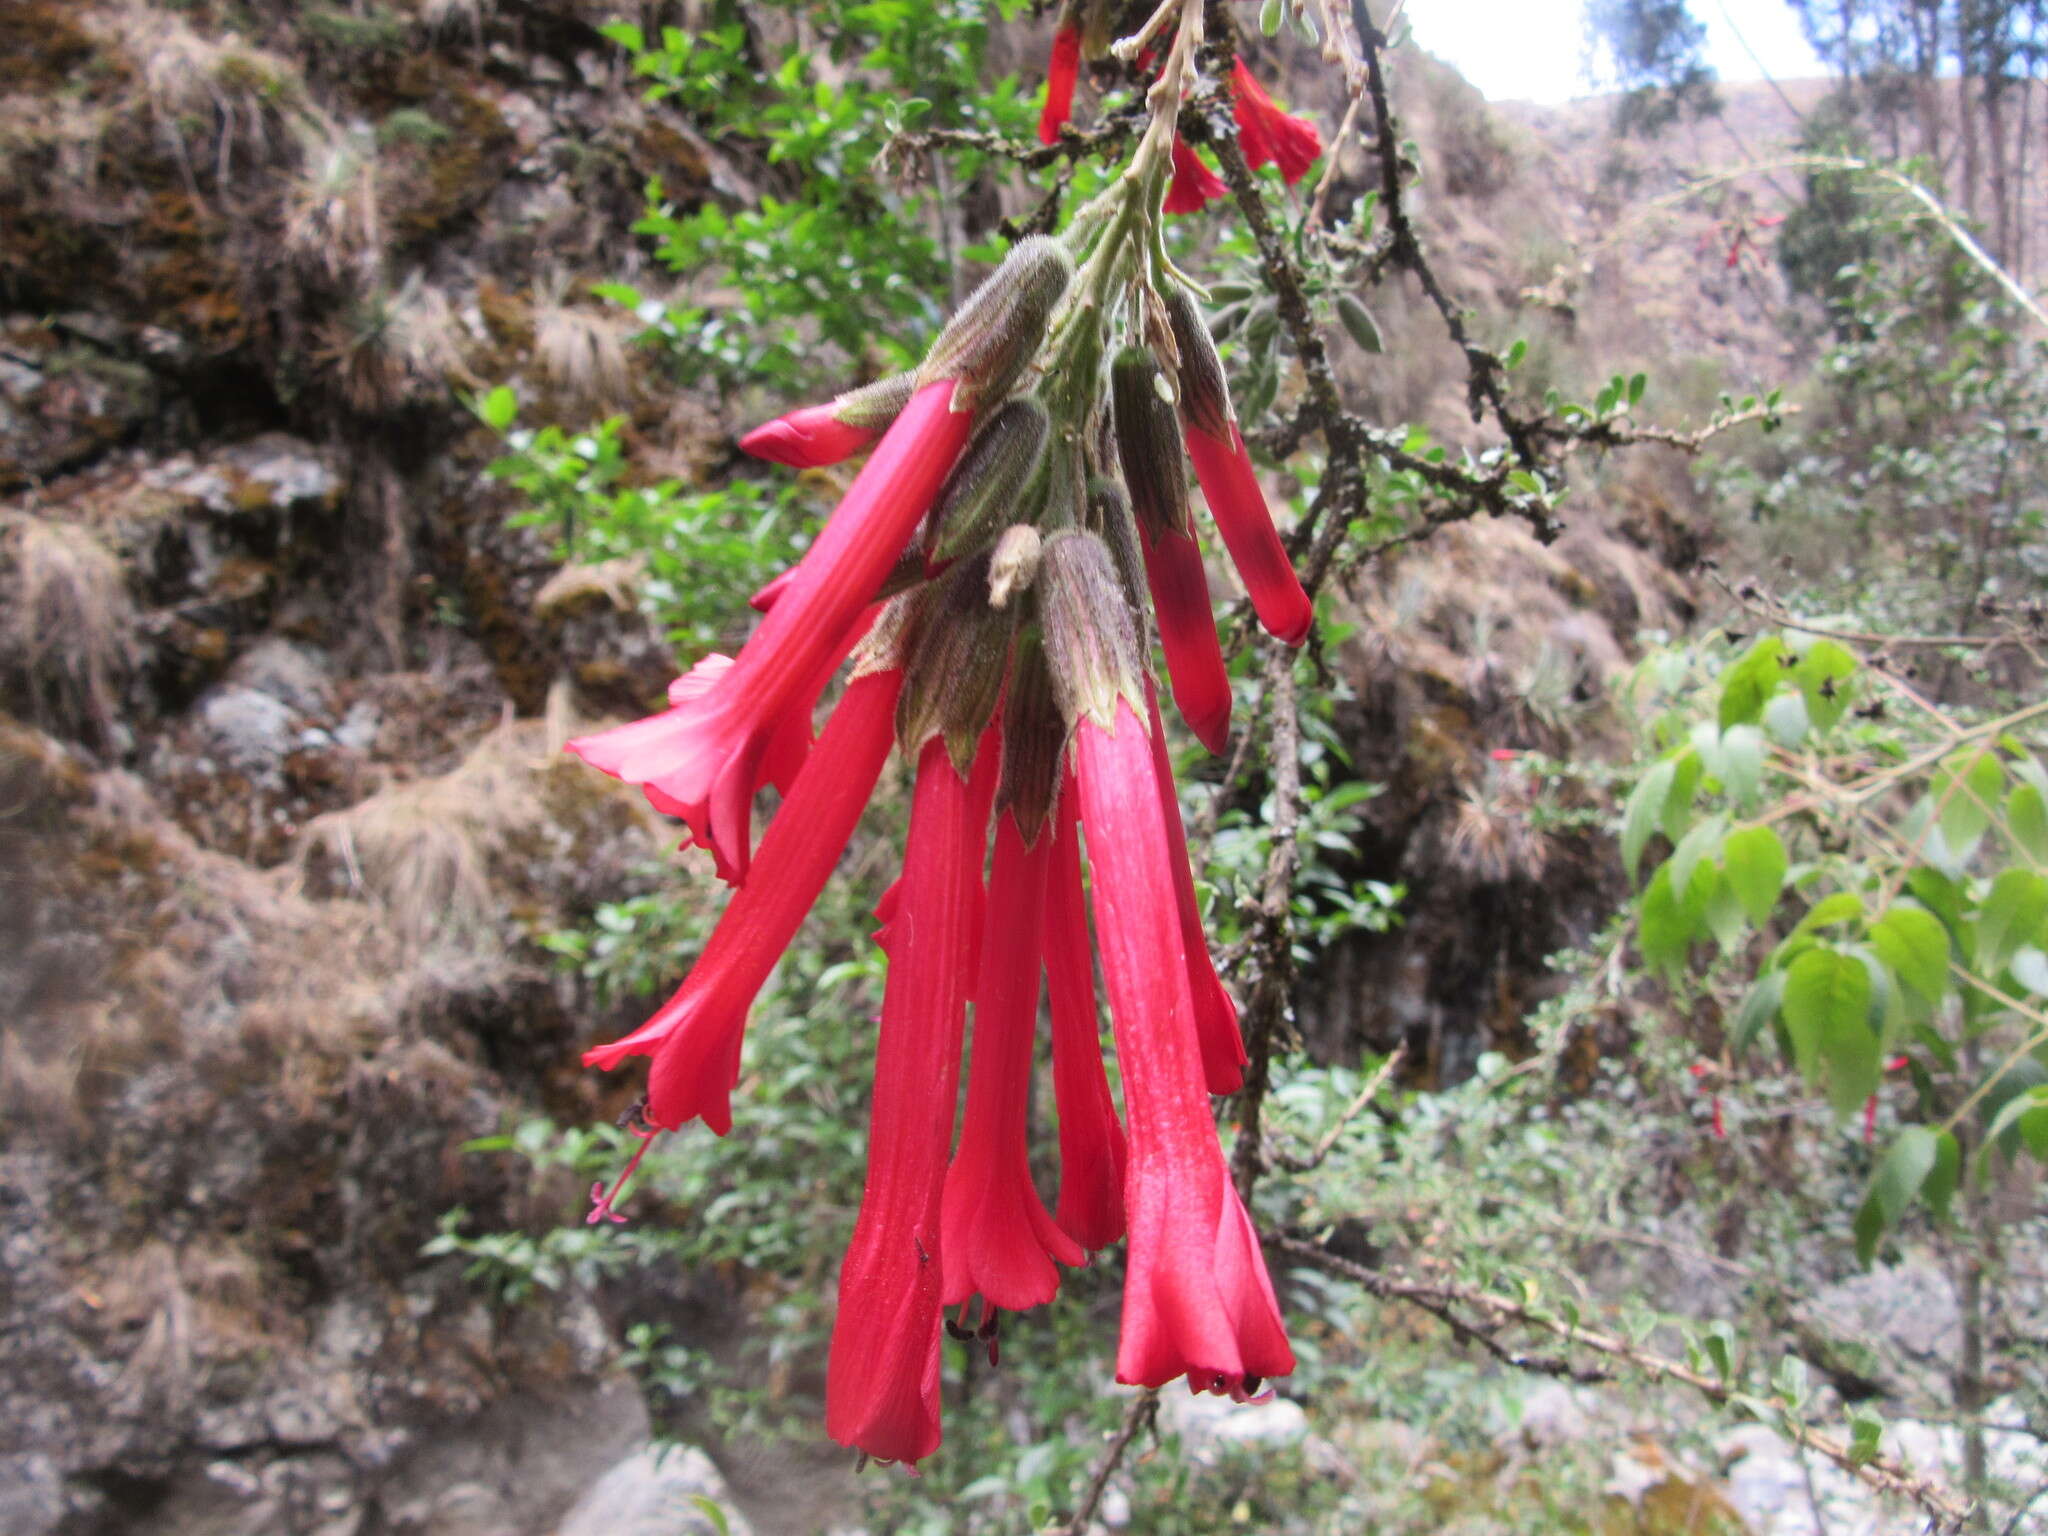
top-left (228, 638), bottom-right (336, 717)
top-left (1156, 1390), bottom-right (1309, 1463)
top-left (0, 1452), bottom-right (67, 1536)
top-left (165, 434), bottom-right (341, 517)
top-left (1798, 1255), bottom-right (1958, 1401)
top-left (557, 1444), bottom-right (752, 1536)
top-left (201, 685), bottom-right (296, 765)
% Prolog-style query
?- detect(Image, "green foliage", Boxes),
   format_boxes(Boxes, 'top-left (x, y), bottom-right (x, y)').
top-left (1623, 625), bottom-right (2048, 1265)
top-left (601, 2), bottom-right (1041, 395)
top-left (477, 395), bottom-right (807, 654)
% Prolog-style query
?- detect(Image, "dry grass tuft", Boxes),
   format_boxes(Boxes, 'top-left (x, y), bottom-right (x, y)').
top-left (318, 273), bottom-right (478, 412)
top-left (296, 717), bottom-right (652, 957)
top-left (282, 124), bottom-right (383, 286)
top-left (0, 511), bottom-right (135, 741)
top-left (116, 4), bottom-right (312, 193)
top-left (533, 274), bottom-right (634, 410)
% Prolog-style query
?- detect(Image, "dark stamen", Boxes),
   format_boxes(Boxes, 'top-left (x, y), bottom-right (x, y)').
top-left (1242, 1374), bottom-right (1263, 1396)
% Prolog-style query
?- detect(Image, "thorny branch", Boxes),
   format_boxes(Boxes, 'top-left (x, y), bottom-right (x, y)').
top-left (1275, 1240), bottom-right (1976, 1533)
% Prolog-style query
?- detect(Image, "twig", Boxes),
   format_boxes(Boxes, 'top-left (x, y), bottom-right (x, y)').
top-left (1273, 1045), bottom-right (1405, 1172)
top-left (1063, 1389), bottom-right (1158, 1535)
top-left (1276, 1239), bottom-right (1976, 1531)
top-left (1231, 646), bottom-right (1304, 1203)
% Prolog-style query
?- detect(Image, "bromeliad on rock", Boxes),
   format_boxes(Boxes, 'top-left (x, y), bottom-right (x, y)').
top-left (565, 0), bottom-right (1310, 1467)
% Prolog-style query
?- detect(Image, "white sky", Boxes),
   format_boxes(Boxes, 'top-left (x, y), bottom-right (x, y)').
top-left (1404, 0), bottom-right (1829, 104)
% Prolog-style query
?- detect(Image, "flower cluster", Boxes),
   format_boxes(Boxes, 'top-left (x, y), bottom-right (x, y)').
top-left (569, 75), bottom-right (1310, 1466)
top-left (1038, 11), bottom-right (1323, 216)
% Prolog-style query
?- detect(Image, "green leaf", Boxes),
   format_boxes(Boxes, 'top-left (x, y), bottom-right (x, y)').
top-left (1763, 689), bottom-right (1810, 747)
top-left (477, 384), bottom-right (518, 432)
top-left (1904, 866), bottom-right (1964, 937)
top-left (1981, 1081), bottom-right (2048, 1165)
top-left (2007, 783), bottom-right (2048, 865)
top-left (1729, 969), bottom-right (1786, 1054)
top-left (1792, 639), bottom-right (1857, 733)
top-left (1718, 636), bottom-right (1785, 730)
top-left (1721, 825), bottom-right (1788, 926)
top-left (1639, 863), bottom-right (1706, 979)
top-left (598, 20), bottom-right (646, 52)
top-left (691, 1496), bottom-right (731, 1536)
top-left (1623, 758), bottom-right (1677, 884)
top-left (1669, 813), bottom-right (1727, 903)
top-left (1854, 1126), bottom-right (1938, 1265)
top-left (1870, 904), bottom-right (1951, 1002)
top-left (1976, 869), bottom-right (2048, 978)
top-left (1336, 293), bottom-right (1383, 353)
top-left (1924, 1130), bottom-right (1960, 1222)
top-left (1720, 724), bottom-right (1765, 809)
top-left (1792, 891), bottom-right (1865, 937)
top-left (1932, 747), bottom-right (2005, 857)
top-left (1782, 948), bottom-right (1874, 1113)
top-left (1661, 749), bottom-right (1703, 844)
top-left (1847, 1408), bottom-right (1884, 1467)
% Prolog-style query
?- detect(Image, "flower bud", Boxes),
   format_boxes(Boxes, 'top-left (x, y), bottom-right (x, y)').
top-left (895, 550), bottom-right (1017, 773)
top-left (1163, 283), bottom-right (1234, 442)
top-left (1087, 478), bottom-right (1147, 618)
top-left (997, 632), bottom-right (1063, 847)
top-left (738, 373), bottom-right (916, 467)
top-left (918, 237), bottom-right (1074, 411)
top-left (987, 524), bottom-right (1042, 610)
top-left (1039, 529), bottom-right (1145, 734)
top-left (925, 397), bottom-right (1050, 560)
top-left (1111, 349), bottom-right (1193, 542)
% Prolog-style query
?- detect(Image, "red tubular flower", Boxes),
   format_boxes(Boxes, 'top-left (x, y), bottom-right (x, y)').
top-left (568, 380), bottom-right (974, 882)
top-left (583, 667), bottom-right (904, 1134)
top-left (1230, 60), bottom-right (1322, 185)
top-left (827, 732), bottom-right (1000, 1466)
top-left (1144, 683), bottom-right (1245, 1096)
top-left (1073, 699), bottom-right (1293, 1396)
top-left (1183, 421), bottom-right (1313, 647)
top-left (1140, 523), bottom-right (1231, 754)
top-left (1164, 136), bottom-right (1227, 216)
top-left (1038, 24), bottom-right (1082, 146)
top-left (940, 812), bottom-right (1087, 1311)
top-left (1046, 779), bottom-right (1127, 1250)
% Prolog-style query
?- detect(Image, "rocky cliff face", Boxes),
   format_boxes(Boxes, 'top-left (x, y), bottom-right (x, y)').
top-left (2, 5), bottom-right (1734, 1531)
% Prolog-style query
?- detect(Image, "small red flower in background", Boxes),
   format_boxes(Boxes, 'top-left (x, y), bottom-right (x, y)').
top-left (1165, 136), bottom-right (1227, 214)
top-left (1230, 60), bottom-right (1322, 185)
top-left (1039, 23), bottom-right (1082, 145)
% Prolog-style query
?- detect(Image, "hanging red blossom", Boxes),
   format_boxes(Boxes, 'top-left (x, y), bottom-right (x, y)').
top-left (1230, 59), bottom-right (1323, 185)
top-left (826, 732), bottom-right (999, 1465)
top-left (1164, 135), bottom-right (1228, 216)
top-left (1073, 696), bottom-right (1292, 1395)
top-left (1038, 23), bottom-right (1083, 145)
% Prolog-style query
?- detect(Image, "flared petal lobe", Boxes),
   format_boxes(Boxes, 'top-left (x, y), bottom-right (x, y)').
top-left (568, 380), bottom-right (973, 882)
top-left (582, 669), bottom-right (905, 1135)
top-left (827, 734), bottom-right (1000, 1466)
top-left (1073, 700), bottom-right (1292, 1396)
top-left (1183, 422), bottom-right (1313, 647)
top-left (1164, 136), bottom-right (1227, 216)
top-left (1046, 781), bottom-right (1127, 1250)
top-left (940, 814), bottom-right (1087, 1310)
top-left (1038, 24), bottom-right (1082, 145)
